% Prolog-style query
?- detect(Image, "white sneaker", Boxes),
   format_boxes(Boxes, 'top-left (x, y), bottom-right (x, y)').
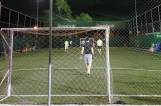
top-left (87, 71), bottom-right (90, 75)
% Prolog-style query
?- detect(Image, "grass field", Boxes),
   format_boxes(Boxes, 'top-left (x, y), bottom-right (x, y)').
top-left (0, 47), bottom-right (161, 105)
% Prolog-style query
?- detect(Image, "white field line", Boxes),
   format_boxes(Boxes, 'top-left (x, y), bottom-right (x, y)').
top-left (1, 95), bottom-right (161, 106)
top-left (113, 94), bottom-right (161, 97)
top-left (12, 67), bottom-right (161, 72)
top-left (11, 94), bottom-right (107, 97)
top-left (0, 96), bottom-right (9, 102)
top-left (0, 70), bottom-right (9, 87)
top-left (9, 94), bottom-right (161, 97)
top-left (132, 47), bottom-right (161, 56)
top-left (0, 104), bottom-right (160, 106)
top-left (14, 67), bottom-right (105, 71)
top-left (0, 68), bottom-right (47, 73)
top-left (112, 67), bottom-right (161, 72)
top-left (16, 68), bottom-right (47, 71)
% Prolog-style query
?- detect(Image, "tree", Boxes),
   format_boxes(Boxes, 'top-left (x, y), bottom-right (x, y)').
top-left (55, 0), bottom-right (93, 23)
top-left (55, 0), bottom-right (72, 17)
top-left (63, 1), bottom-right (72, 17)
top-left (76, 12), bottom-right (93, 22)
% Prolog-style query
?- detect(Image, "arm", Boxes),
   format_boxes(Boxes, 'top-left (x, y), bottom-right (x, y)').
top-left (101, 40), bottom-right (103, 46)
top-left (91, 47), bottom-right (94, 55)
top-left (81, 47), bottom-right (84, 55)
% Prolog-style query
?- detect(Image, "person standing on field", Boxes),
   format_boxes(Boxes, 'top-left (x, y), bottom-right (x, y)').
top-left (81, 37), bottom-right (94, 75)
top-left (64, 40), bottom-right (69, 52)
top-left (96, 38), bottom-right (103, 55)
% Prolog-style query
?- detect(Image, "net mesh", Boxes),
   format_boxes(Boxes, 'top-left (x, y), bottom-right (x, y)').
top-left (0, 27), bottom-right (109, 104)
top-left (1, 0), bottom-right (161, 105)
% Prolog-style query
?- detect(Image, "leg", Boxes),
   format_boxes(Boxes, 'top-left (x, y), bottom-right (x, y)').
top-left (87, 54), bottom-right (93, 74)
top-left (65, 46), bottom-right (66, 52)
top-left (97, 48), bottom-right (99, 54)
top-left (84, 54), bottom-right (88, 72)
top-left (97, 47), bottom-right (100, 55)
top-left (66, 46), bottom-right (69, 52)
top-left (87, 63), bottom-right (92, 74)
top-left (85, 64), bottom-right (88, 71)
top-left (100, 48), bottom-right (101, 55)
top-left (65, 46), bottom-right (68, 52)
top-left (98, 46), bottom-right (102, 55)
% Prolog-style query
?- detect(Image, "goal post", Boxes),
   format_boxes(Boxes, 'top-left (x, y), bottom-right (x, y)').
top-left (0, 26), bottom-right (112, 105)
top-left (7, 30), bottom-right (13, 97)
top-left (0, 30), bottom-right (14, 101)
top-left (105, 27), bottom-right (112, 104)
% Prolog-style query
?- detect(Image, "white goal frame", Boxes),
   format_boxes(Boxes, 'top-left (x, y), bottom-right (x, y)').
top-left (0, 26), bottom-right (112, 105)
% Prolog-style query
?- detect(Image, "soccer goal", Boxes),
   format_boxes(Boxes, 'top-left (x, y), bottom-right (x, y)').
top-left (0, 26), bottom-right (112, 105)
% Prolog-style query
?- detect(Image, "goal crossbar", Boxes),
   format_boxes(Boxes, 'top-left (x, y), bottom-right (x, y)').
top-left (0, 27), bottom-right (109, 37)
top-left (1, 27), bottom-right (108, 32)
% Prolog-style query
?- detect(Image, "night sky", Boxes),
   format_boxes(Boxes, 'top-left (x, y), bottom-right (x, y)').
top-left (1, 0), bottom-right (161, 21)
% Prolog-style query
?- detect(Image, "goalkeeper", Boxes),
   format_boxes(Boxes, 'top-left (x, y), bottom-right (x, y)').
top-left (81, 37), bottom-right (94, 75)
top-left (96, 38), bottom-right (103, 55)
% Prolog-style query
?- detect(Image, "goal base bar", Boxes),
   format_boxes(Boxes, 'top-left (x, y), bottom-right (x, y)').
top-left (10, 94), bottom-right (107, 97)
top-left (2, 94), bottom-right (161, 97)
top-left (1, 105), bottom-right (161, 106)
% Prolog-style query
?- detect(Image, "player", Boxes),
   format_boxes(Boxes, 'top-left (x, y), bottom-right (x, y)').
top-left (69, 40), bottom-right (73, 47)
top-left (64, 40), bottom-right (69, 52)
top-left (155, 42), bottom-right (161, 52)
top-left (81, 40), bottom-right (85, 47)
top-left (149, 42), bottom-right (161, 53)
top-left (81, 37), bottom-right (94, 75)
top-left (30, 42), bottom-right (36, 52)
top-left (96, 38), bottom-right (103, 55)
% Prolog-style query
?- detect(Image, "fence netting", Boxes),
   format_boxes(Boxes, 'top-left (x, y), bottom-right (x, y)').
top-left (1, 0), bottom-right (161, 105)
top-left (110, 22), bottom-right (161, 105)
top-left (0, 28), bottom-right (110, 105)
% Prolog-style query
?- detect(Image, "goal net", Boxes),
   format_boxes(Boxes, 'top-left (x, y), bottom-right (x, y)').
top-left (0, 31), bottom-right (11, 101)
top-left (0, 27), bottom-right (111, 105)
top-left (80, 38), bottom-right (94, 47)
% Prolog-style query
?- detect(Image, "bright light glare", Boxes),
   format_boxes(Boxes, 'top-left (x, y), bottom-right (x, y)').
top-left (33, 26), bottom-right (38, 30)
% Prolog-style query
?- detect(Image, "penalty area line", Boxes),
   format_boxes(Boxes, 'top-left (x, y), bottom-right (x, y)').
top-left (13, 67), bottom-right (105, 72)
top-left (112, 67), bottom-right (161, 72)
top-left (10, 67), bottom-right (161, 72)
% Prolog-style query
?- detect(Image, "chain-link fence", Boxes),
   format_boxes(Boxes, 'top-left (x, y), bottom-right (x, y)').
top-left (111, 1), bottom-right (161, 104)
top-left (1, 0), bottom-right (161, 105)
top-left (0, 33), bottom-right (8, 101)
top-left (0, 3), bottom-right (45, 28)
top-left (109, 22), bottom-right (161, 104)
top-left (0, 27), bottom-right (111, 105)
top-left (1, 26), bottom-right (161, 105)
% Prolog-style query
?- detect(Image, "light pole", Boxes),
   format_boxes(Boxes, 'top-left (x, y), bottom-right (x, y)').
top-left (0, 1), bottom-right (1, 17)
top-left (135, 0), bottom-right (139, 35)
top-left (48, 0), bottom-right (53, 105)
top-left (35, 0), bottom-right (39, 50)
top-left (36, 0), bottom-right (39, 26)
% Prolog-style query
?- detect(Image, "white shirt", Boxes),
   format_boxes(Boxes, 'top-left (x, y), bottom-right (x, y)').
top-left (70, 41), bottom-right (72, 45)
top-left (97, 39), bottom-right (103, 46)
top-left (64, 41), bottom-right (69, 47)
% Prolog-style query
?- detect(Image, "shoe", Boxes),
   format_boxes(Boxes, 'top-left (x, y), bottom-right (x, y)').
top-left (87, 71), bottom-right (90, 75)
